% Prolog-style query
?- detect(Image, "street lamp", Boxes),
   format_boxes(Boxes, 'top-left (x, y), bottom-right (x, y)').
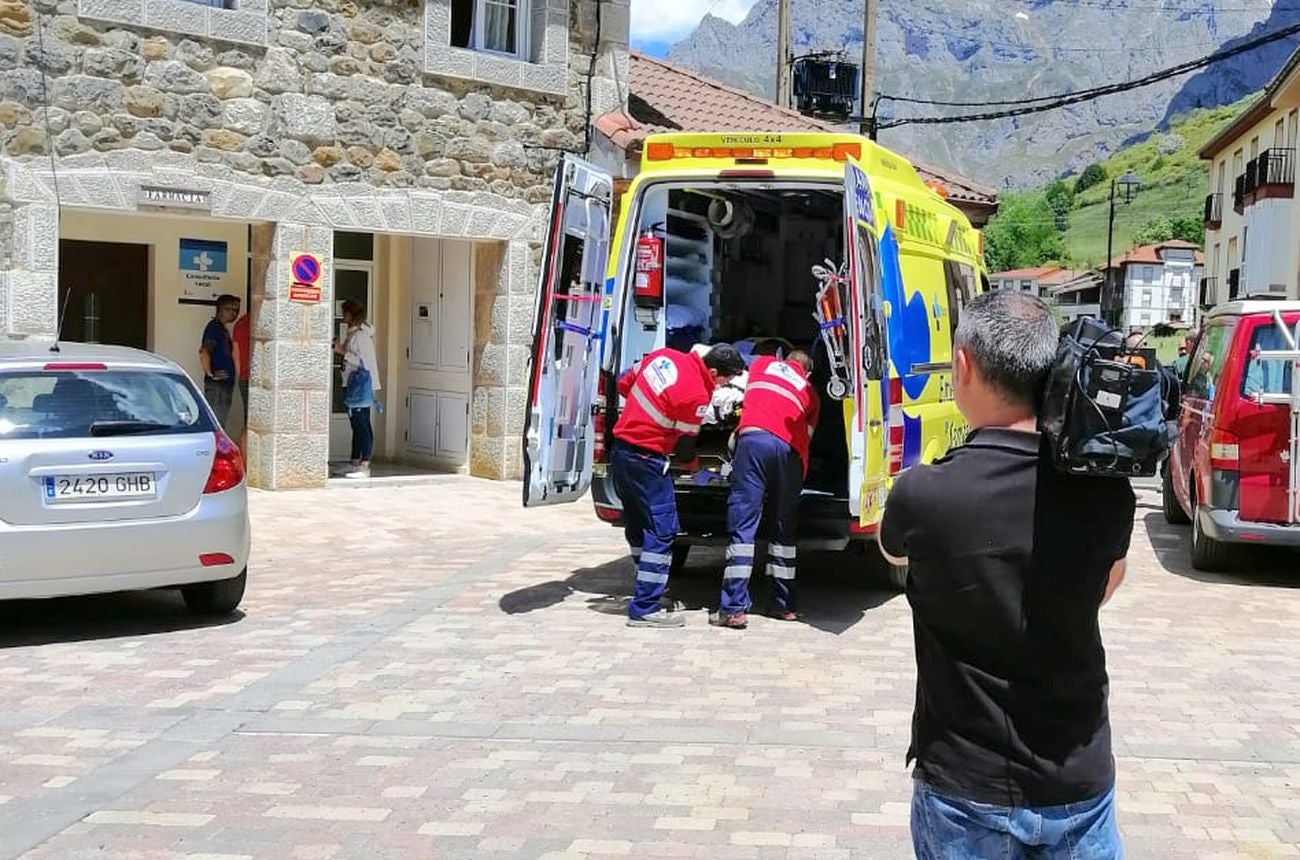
top-left (1104, 171), bottom-right (1141, 327)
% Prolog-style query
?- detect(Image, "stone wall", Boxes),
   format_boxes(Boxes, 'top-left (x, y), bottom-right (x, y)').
top-left (0, 0), bottom-right (629, 486)
top-left (0, 0), bottom-right (625, 197)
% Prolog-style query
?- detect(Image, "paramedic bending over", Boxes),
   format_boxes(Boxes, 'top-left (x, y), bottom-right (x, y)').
top-left (715, 350), bottom-right (820, 629)
top-left (611, 344), bottom-right (746, 628)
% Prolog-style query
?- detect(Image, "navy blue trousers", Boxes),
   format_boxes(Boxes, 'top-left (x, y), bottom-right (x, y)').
top-left (610, 441), bottom-right (679, 620)
top-left (721, 430), bottom-right (802, 616)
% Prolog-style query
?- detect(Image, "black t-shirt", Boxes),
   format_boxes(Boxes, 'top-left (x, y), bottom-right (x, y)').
top-left (880, 427), bottom-right (1136, 807)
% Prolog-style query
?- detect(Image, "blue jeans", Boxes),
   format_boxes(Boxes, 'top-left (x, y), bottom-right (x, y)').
top-left (720, 430), bottom-right (802, 616)
top-left (911, 781), bottom-right (1122, 860)
top-left (609, 441), bottom-right (678, 619)
top-left (348, 407), bottom-right (373, 462)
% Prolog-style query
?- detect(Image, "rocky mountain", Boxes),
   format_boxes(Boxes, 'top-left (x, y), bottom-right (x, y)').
top-left (665, 0), bottom-right (1300, 187)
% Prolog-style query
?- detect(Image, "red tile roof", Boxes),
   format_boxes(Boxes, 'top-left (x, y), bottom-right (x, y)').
top-left (991, 266), bottom-right (1061, 280)
top-left (598, 52), bottom-right (998, 208)
top-left (1106, 241), bottom-right (1205, 269)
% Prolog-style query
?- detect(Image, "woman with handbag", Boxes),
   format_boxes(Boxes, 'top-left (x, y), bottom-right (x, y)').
top-left (334, 300), bottom-right (382, 479)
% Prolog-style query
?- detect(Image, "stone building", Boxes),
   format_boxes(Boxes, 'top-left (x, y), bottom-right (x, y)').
top-left (0, 0), bottom-right (630, 488)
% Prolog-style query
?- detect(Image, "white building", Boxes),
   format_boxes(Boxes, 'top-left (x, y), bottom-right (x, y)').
top-left (1105, 241), bottom-right (1204, 331)
top-left (1198, 46), bottom-right (1300, 308)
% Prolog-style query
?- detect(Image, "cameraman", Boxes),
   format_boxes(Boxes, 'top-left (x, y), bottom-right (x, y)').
top-left (880, 291), bottom-right (1135, 860)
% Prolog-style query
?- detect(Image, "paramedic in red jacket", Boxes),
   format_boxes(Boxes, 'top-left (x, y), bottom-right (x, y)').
top-left (715, 350), bottom-right (821, 629)
top-left (612, 344), bottom-right (746, 628)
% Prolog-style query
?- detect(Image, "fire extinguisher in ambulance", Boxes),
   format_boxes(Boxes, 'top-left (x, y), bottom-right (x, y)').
top-left (634, 223), bottom-right (666, 309)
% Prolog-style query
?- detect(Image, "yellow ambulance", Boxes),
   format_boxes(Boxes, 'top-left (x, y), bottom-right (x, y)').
top-left (522, 132), bottom-right (987, 585)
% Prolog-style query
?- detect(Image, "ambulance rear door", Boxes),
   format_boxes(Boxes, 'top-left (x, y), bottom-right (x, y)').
top-left (842, 157), bottom-right (892, 524)
top-left (522, 155), bottom-right (614, 507)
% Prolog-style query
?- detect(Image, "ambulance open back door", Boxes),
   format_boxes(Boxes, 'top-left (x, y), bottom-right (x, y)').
top-left (522, 155), bottom-right (613, 507)
top-left (842, 156), bottom-right (892, 528)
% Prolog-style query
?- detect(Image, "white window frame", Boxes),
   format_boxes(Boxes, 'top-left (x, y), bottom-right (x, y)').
top-left (426, 0), bottom-right (575, 96)
top-left (457, 0), bottom-right (532, 60)
top-left (78, 0), bottom-right (267, 45)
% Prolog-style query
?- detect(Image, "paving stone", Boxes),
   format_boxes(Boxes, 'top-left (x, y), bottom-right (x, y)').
top-left (0, 479), bottom-right (1295, 858)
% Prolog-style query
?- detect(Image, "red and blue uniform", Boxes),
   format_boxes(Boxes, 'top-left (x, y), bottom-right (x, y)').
top-left (721, 357), bottom-right (821, 618)
top-left (612, 348), bottom-right (715, 619)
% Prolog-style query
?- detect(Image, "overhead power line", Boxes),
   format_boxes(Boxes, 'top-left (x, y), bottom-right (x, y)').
top-left (875, 19), bottom-right (1300, 129)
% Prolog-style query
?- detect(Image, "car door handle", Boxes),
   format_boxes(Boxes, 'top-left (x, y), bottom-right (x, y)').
top-left (909, 362), bottom-right (953, 375)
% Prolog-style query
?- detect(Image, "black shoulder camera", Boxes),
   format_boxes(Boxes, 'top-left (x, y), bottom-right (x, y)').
top-left (1039, 317), bottom-right (1178, 478)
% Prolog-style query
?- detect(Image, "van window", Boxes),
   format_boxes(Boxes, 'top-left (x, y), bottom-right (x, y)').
top-left (943, 261), bottom-right (975, 339)
top-left (1185, 322), bottom-right (1237, 402)
top-left (1241, 323), bottom-right (1295, 400)
top-left (854, 220), bottom-right (886, 381)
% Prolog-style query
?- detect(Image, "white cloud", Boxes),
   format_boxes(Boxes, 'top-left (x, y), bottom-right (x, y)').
top-left (630, 0), bottom-right (759, 43)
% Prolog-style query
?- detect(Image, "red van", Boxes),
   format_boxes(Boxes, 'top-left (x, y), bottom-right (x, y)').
top-left (1163, 302), bottom-right (1300, 570)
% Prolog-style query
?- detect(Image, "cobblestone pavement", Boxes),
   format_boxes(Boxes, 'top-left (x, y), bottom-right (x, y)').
top-left (0, 476), bottom-right (1298, 859)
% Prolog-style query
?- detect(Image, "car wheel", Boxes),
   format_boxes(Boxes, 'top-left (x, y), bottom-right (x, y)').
top-left (1162, 463), bottom-right (1190, 525)
top-left (1189, 488), bottom-right (1233, 572)
top-left (182, 568), bottom-right (247, 615)
top-left (885, 562), bottom-right (908, 592)
top-left (866, 543), bottom-right (907, 592)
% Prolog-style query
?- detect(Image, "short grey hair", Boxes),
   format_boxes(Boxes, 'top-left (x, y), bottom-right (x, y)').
top-left (954, 290), bottom-right (1059, 407)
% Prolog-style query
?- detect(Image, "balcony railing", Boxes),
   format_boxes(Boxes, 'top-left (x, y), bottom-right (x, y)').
top-left (1227, 268), bottom-right (1241, 301)
top-left (1199, 276), bottom-right (1217, 309)
top-left (1239, 148), bottom-right (1296, 210)
top-left (1203, 192), bottom-right (1223, 228)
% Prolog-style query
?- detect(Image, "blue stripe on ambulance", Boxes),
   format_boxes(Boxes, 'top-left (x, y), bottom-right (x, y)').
top-left (879, 224), bottom-right (931, 470)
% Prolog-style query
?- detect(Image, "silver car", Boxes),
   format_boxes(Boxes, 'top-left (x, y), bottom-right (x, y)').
top-left (0, 340), bottom-right (249, 614)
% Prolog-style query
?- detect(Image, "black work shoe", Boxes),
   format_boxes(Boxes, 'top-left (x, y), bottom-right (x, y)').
top-left (627, 611), bottom-right (687, 628)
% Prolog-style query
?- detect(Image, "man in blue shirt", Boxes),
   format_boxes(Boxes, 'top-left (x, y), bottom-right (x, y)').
top-left (200, 294), bottom-right (240, 430)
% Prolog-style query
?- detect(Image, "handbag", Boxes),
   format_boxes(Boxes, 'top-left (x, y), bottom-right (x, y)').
top-left (343, 360), bottom-right (373, 408)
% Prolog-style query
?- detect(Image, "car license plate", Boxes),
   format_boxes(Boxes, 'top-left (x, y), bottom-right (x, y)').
top-left (44, 473), bottom-right (156, 502)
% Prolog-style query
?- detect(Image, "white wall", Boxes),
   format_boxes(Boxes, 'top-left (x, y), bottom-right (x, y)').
top-left (59, 209), bottom-right (250, 419)
top-left (1122, 258), bottom-right (1200, 328)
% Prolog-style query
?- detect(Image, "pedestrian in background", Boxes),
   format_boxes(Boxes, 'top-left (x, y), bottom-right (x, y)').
top-left (1172, 329), bottom-right (1200, 377)
top-left (334, 300), bottom-right (381, 479)
top-left (880, 291), bottom-right (1134, 860)
top-left (714, 349), bottom-right (820, 629)
top-left (199, 294), bottom-right (240, 431)
top-left (232, 306), bottom-right (251, 452)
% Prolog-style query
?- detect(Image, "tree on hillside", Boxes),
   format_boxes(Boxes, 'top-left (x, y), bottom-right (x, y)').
top-left (983, 191), bottom-right (1067, 273)
top-left (1074, 163), bottom-right (1107, 195)
top-left (1044, 180), bottom-right (1074, 232)
top-left (1132, 215), bottom-right (1206, 247)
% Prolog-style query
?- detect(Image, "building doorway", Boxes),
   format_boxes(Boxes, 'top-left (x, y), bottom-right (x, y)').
top-left (57, 240), bottom-right (149, 349)
top-left (330, 263), bottom-right (375, 462)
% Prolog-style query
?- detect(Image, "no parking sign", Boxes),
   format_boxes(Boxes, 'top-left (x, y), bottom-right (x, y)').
top-left (289, 251), bottom-right (322, 303)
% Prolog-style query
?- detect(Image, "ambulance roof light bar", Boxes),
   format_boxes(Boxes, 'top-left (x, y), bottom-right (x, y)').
top-left (645, 141), bottom-right (863, 164)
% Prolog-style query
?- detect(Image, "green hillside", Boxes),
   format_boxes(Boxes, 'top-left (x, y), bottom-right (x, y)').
top-left (983, 97), bottom-right (1255, 273)
top-left (1063, 97), bottom-right (1253, 266)
top-left (1065, 174), bottom-right (1206, 266)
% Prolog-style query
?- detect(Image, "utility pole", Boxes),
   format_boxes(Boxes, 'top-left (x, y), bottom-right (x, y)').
top-left (776, 0), bottom-right (792, 109)
top-left (860, 0), bottom-right (878, 137)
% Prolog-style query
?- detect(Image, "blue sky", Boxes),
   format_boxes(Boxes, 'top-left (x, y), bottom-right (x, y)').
top-left (630, 0), bottom-right (759, 57)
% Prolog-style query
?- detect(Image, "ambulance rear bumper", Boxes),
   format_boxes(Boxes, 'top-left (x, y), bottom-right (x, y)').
top-left (591, 475), bottom-right (855, 551)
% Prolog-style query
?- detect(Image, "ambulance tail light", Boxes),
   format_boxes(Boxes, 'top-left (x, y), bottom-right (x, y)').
top-left (887, 377), bottom-right (905, 475)
top-left (593, 374), bottom-right (609, 464)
